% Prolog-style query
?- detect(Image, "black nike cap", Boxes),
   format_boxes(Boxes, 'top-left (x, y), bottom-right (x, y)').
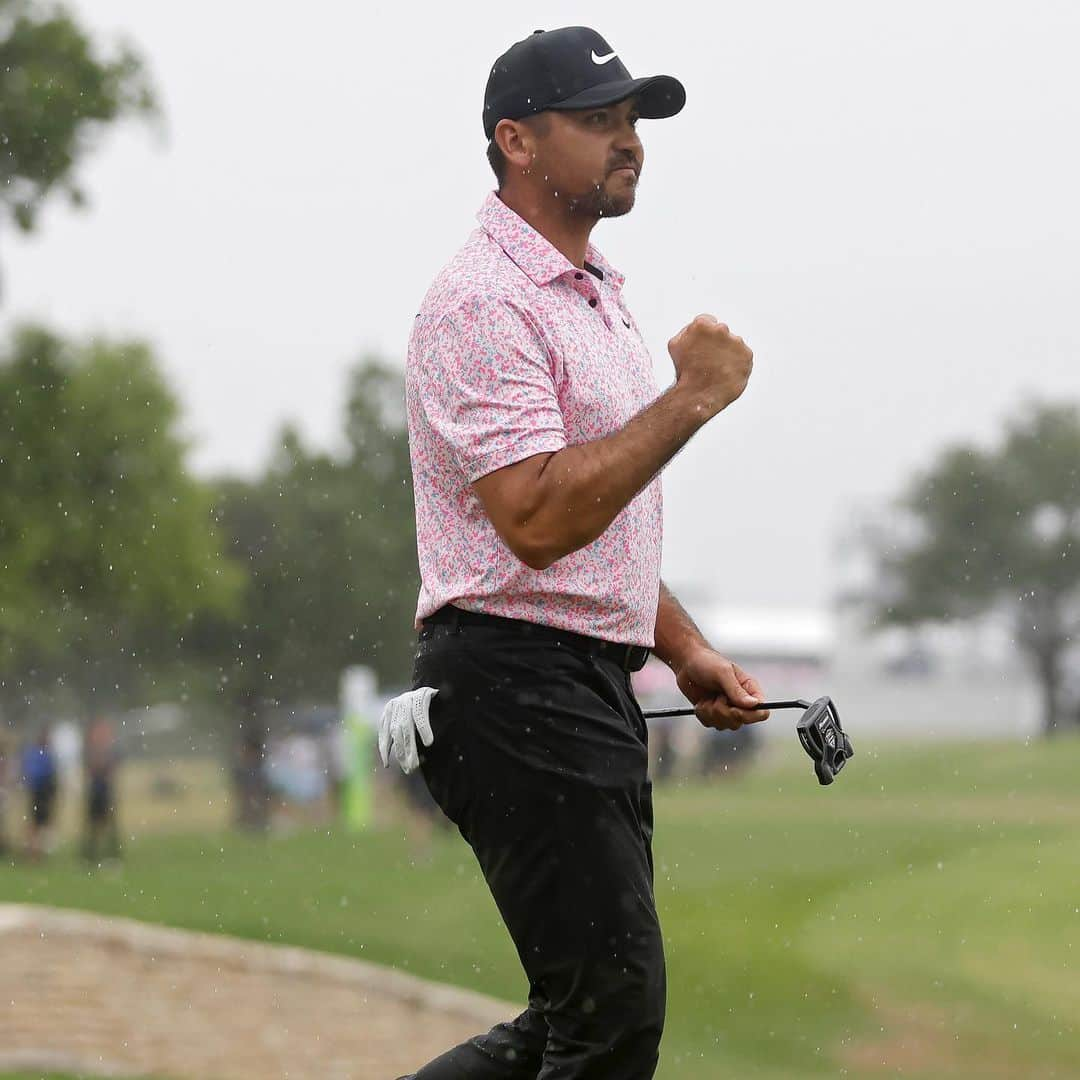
top-left (483, 26), bottom-right (686, 140)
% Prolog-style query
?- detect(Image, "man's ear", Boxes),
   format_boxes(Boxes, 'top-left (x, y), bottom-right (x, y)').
top-left (495, 117), bottom-right (538, 174)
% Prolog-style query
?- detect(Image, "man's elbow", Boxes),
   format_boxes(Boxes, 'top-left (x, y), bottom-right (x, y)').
top-left (510, 523), bottom-right (592, 572)
top-left (511, 534), bottom-right (559, 572)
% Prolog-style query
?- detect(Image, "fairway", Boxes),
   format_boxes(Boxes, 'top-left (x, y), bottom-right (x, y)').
top-left (2, 737), bottom-right (1078, 1078)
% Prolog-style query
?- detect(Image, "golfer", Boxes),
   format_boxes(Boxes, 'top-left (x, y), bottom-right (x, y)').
top-left (394, 26), bottom-right (770, 1078)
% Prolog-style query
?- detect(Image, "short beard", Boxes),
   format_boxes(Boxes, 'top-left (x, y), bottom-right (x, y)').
top-left (566, 180), bottom-right (636, 220)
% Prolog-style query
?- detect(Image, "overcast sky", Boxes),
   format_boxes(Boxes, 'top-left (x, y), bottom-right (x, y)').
top-left (5, 0), bottom-right (1078, 610)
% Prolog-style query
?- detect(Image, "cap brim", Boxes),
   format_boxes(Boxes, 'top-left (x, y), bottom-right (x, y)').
top-left (546, 74), bottom-right (686, 120)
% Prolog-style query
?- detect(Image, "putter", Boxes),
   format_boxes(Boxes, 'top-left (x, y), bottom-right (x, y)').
top-left (642, 696), bottom-right (854, 786)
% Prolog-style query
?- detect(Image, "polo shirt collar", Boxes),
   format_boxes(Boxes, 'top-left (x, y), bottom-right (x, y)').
top-left (478, 191), bottom-right (625, 293)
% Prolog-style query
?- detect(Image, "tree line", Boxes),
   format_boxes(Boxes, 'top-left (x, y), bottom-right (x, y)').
top-left (1, 1), bottom-right (419, 727)
top-left (1, 0), bottom-right (1076, 735)
top-left (0, 324), bottom-right (419, 725)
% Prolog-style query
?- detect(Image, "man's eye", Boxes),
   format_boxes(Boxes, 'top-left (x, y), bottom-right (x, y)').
top-left (589, 112), bottom-right (607, 124)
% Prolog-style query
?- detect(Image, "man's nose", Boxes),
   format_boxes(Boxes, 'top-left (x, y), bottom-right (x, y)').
top-left (614, 124), bottom-right (643, 159)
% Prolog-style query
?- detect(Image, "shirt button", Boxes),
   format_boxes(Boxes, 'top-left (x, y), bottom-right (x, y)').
top-left (575, 272), bottom-right (584, 280)
top-left (589, 297), bottom-right (598, 308)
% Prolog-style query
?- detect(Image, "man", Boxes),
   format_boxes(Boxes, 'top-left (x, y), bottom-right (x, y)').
top-left (395, 26), bottom-right (770, 1078)
top-left (21, 726), bottom-right (58, 861)
top-left (82, 716), bottom-right (121, 865)
top-left (0, 732), bottom-right (12, 857)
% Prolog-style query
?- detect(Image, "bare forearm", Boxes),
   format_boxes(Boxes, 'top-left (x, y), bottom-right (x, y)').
top-left (527, 384), bottom-right (711, 567)
top-left (653, 581), bottom-right (711, 673)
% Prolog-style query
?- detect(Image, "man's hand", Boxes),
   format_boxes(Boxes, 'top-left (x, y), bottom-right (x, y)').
top-left (668, 314), bottom-right (754, 418)
top-left (674, 646), bottom-right (770, 731)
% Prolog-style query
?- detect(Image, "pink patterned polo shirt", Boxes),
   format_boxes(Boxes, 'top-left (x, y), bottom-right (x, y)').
top-left (405, 191), bottom-right (663, 646)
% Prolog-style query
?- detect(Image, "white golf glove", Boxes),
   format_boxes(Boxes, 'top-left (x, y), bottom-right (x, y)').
top-left (378, 686), bottom-right (439, 774)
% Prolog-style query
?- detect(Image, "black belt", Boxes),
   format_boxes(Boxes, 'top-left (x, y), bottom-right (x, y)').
top-left (422, 604), bottom-right (651, 673)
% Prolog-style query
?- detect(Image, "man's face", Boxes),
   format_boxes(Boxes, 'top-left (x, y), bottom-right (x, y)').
top-left (528, 97), bottom-right (644, 219)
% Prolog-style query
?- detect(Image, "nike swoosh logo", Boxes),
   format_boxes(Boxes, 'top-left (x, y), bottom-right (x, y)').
top-left (591, 50), bottom-right (617, 65)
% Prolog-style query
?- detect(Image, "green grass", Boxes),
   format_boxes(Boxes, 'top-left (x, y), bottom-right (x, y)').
top-left (2, 737), bottom-right (1078, 1078)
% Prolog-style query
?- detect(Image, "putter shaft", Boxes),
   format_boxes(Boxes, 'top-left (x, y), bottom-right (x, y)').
top-left (642, 699), bottom-right (809, 719)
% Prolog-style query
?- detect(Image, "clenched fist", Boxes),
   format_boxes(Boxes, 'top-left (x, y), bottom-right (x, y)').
top-left (668, 314), bottom-right (754, 417)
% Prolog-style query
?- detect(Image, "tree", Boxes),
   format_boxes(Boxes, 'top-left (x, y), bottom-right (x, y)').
top-left (0, 0), bottom-right (156, 273)
top-left (197, 354), bottom-right (420, 707)
top-left (0, 324), bottom-right (243, 721)
top-left (869, 401), bottom-right (1080, 734)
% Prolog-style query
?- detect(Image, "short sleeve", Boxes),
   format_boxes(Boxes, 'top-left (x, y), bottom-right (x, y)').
top-left (416, 296), bottom-right (568, 482)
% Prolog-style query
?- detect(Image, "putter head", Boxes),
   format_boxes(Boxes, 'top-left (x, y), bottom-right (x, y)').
top-left (796, 696), bottom-right (854, 785)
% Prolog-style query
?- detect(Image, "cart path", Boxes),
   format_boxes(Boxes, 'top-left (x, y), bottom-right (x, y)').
top-left (0, 904), bottom-right (517, 1079)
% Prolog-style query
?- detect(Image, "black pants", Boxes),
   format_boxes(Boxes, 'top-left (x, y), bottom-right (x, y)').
top-left (403, 608), bottom-right (666, 1080)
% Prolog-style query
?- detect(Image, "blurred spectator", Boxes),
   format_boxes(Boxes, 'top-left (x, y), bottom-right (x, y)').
top-left (0, 733), bottom-right (13, 856)
top-left (700, 724), bottom-right (760, 779)
top-left (648, 714), bottom-right (679, 783)
top-left (323, 720), bottom-right (349, 821)
top-left (232, 723), bottom-right (270, 831)
top-left (399, 766), bottom-right (453, 861)
top-left (231, 690), bottom-right (271, 831)
top-left (82, 717), bottom-right (122, 865)
top-left (631, 659), bottom-right (686, 783)
top-left (21, 727), bottom-right (59, 860)
top-left (233, 730), bottom-right (268, 829)
top-left (267, 732), bottom-right (325, 805)
top-left (52, 719), bottom-right (83, 780)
